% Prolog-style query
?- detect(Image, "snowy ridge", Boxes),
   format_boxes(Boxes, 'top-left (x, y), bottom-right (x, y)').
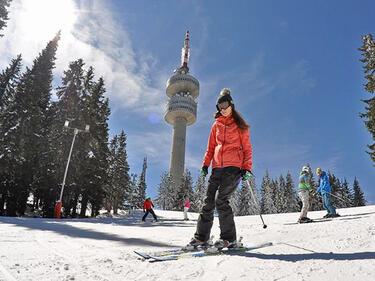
top-left (0, 206), bottom-right (374, 280)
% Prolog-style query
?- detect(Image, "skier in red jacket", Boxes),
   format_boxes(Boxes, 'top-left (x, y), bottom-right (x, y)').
top-left (142, 197), bottom-right (158, 222)
top-left (188, 88), bottom-right (252, 250)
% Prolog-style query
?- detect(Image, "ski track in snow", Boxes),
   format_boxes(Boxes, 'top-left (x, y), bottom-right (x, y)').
top-left (0, 206), bottom-right (374, 280)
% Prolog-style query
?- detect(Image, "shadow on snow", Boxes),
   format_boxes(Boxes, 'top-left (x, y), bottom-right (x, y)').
top-left (0, 210), bottom-right (195, 248)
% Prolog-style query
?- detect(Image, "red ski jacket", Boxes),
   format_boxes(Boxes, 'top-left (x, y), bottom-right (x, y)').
top-left (202, 115), bottom-right (252, 171)
top-left (143, 200), bottom-right (154, 210)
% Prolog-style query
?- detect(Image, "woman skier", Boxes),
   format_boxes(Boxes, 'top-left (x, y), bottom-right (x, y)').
top-left (188, 88), bottom-right (252, 250)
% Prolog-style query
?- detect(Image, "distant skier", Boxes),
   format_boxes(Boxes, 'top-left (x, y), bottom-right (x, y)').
top-left (142, 197), bottom-right (158, 222)
top-left (183, 196), bottom-right (190, 221)
top-left (316, 168), bottom-right (340, 218)
top-left (297, 166), bottom-right (313, 223)
top-left (187, 88), bottom-right (252, 249)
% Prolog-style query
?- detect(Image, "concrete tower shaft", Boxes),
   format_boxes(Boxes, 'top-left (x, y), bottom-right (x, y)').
top-left (165, 31), bottom-right (199, 188)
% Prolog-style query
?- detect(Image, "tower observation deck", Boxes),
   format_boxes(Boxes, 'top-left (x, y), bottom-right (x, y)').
top-left (165, 31), bottom-right (199, 189)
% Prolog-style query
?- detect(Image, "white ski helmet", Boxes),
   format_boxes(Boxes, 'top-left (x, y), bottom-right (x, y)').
top-left (302, 166), bottom-right (309, 172)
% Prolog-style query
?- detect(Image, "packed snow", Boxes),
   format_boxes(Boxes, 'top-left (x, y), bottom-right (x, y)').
top-left (0, 205), bottom-right (374, 281)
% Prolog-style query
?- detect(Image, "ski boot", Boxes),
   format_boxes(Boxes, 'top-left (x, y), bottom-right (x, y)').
top-left (298, 217), bottom-right (313, 223)
top-left (209, 237), bottom-right (244, 252)
top-left (330, 213), bottom-right (340, 218)
top-left (184, 237), bottom-right (213, 251)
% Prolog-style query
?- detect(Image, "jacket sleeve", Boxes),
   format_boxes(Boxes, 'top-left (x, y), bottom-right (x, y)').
top-left (317, 176), bottom-right (328, 194)
top-left (202, 123), bottom-right (217, 167)
top-left (240, 128), bottom-right (252, 171)
top-left (143, 201), bottom-right (146, 209)
top-left (321, 174), bottom-right (329, 192)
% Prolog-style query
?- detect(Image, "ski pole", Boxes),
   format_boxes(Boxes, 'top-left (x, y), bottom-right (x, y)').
top-left (327, 192), bottom-right (354, 206)
top-left (245, 178), bottom-right (267, 229)
top-left (314, 192), bottom-right (353, 207)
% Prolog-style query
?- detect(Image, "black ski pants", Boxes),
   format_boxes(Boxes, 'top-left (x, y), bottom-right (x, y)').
top-left (142, 209), bottom-right (157, 221)
top-left (194, 166), bottom-right (241, 242)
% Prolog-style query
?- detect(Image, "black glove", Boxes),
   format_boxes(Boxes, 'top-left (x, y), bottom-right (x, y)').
top-left (241, 169), bottom-right (252, 180)
top-left (200, 166), bottom-right (208, 177)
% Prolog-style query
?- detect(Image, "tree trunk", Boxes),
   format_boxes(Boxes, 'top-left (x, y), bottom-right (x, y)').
top-left (79, 196), bottom-right (89, 218)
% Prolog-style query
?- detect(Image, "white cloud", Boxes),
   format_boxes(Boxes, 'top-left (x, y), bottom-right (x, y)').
top-left (127, 130), bottom-right (171, 168)
top-left (0, 0), bottom-right (164, 117)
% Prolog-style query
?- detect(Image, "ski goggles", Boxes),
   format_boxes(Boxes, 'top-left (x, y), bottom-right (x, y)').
top-left (217, 101), bottom-right (231, 110)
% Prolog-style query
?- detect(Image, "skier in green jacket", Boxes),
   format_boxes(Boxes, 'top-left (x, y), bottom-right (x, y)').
top-left (297, 166), bottom-right (313, 223)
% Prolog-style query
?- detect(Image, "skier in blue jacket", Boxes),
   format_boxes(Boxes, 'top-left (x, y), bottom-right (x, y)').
top-left (316, 168), bottom-right (340, 218)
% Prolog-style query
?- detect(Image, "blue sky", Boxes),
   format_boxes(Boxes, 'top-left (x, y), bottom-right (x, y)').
top-left (1, 0), bottom-right (374, 204)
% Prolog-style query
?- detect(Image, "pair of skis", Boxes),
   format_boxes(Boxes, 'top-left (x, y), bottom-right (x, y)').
top-left (134, 241), bottom-right (273, 262)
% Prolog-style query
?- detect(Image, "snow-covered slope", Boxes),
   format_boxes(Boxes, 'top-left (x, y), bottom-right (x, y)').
top-left (0, 205), bottom-right (374, 281)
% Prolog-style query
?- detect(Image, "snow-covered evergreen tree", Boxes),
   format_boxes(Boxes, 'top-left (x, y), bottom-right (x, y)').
top-left (80, 74), bottom-right (110, 217)
top-left (52, 59), bottom-right (87, 217)
top-left (0, 54), bottom-right (21, 113)
top-left (352, 177), bottom-right (366, 206)
top-left (328, 171), bottom-right (343, 208)
top-left (155, 172), bottom-right (171, 210)
top-left (271, 179), bottom-right (281, 213)
top-left (134, 157), bottom-right (147, 208)
top-left (230, 185), bottom-right (241, 215)
top-left (278, 175), bottom-right (288, 213)
top-left (285, 171), bottom-right (299, 212)
top-left (1, 33), bottom-right (59, 216)
top-left (128, 173), bottom-right (138, 208)
top-left (237, 180), bottom-right (252, 216)
top-left (340, 179), bottom-right (353, 208)
top-left (106, 131), bottom-right (130, 214)
top-left (247, 174), bottom-right (260, 215)
top-left (0, 54), bottom-right (22, 215)
top-left (169, 169), bottom-right (194, 211)
top-left (260, 171), bottom-right (276, 214)
top-left (358, 34), bottom-right (375, 165)
top-left (0, 0), bottom-right (11, 37)
top-left (192, 174), bottom-right (206, 213)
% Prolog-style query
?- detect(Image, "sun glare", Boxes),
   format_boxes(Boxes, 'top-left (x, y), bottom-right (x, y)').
top-left (19, 0), bottom-right (77, 39)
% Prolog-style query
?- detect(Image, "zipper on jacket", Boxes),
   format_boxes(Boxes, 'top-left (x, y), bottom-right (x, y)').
top-left (221, 120), bottom-right (226, 167)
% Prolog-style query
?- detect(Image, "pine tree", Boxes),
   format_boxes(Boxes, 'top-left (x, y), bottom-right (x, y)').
top-left (230, 185), bottom-right (240, 215)
top-left (49, 59), bottom-right (111, 217)
top-left (155, 172), bottom-right (171, 210)
top-left (106, 131), bottom-right (130, 214)
top-left (340, 179), bottom-right (353, 208)
top-left (278, 175), bottom-right (288, 213)
top-left (0, 54), bottom-right (21, 113)
top-left (0, 54), bottom-right (22, 215)
top-left (128, 173), bottom-right (138, 208)
top-left (285, 171), bottom-right (299, 212)
top-left (358, 34), bottom-right (375, 165)
top-left (328, 171), bottom-right (342, 208)
top-left (260, 171), bottom-right (276, 214)
top-left (81, 75), bottom-right (110, 217)
top-left (271, 179), bottom-right (281, 213)
top-left (1, 32), bottom-right (60, 216)
top-left (192, 174), bottom-right (206, 213)
top-left (247, 174), bottom-right (260, 215)
top-left (174, 169), bottom-right (194, 211)
top-left (134, 157), bottom-right (147, 208)
top-left (352, 177), bottom-right (366, 206)
top-left (237, 180), bottom-right (251, 216)
top-left (50, 59), bottom-right (86, 217)
top-left (0, 0), bottom-right (11, 37)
